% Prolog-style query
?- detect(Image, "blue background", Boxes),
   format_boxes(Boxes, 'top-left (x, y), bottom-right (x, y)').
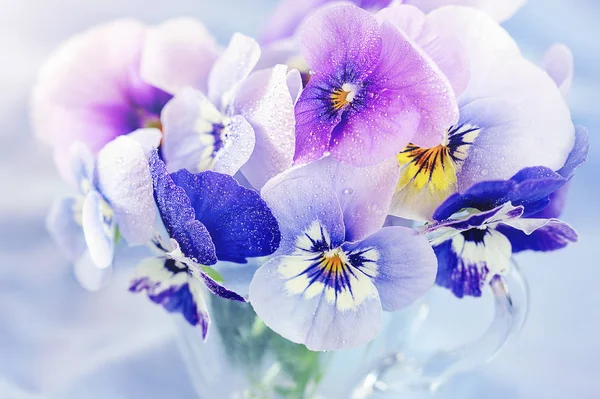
top-left (0, 0), bottom-right (598, 398)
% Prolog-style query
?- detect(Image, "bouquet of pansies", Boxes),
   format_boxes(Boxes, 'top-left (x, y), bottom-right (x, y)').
top-left (34, 0), bottom-right (588, 356)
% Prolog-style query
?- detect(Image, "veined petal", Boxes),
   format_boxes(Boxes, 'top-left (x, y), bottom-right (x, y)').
top-left (249, 254), bottom-right (383, 351)
top-left (148, 150), bottom-right (217, 265)
top-left (236, 65), bottom-right (297, 189)
top-left (261, 168), bottom-right (346, 254)
top-left (497, 219), bottom-right (578, 253)
top-left (97, 135), bottom-right (156, 246)
top-left (46, 195), bottom-right (86, 262)
top-left (298, 5), bottom-right (382, 78)
top-left (342, 226), bottom-right (437, 311)
top-left (140, 17), bottom-right (219, 95)
top-left (212, 115), bottom-right (256, 177)
top-left (170, 169), bottom-right (281, 263)
top-left (434, 228), bottom-right (512, 298)
top-left (130, 257), bottom-right (210, 337)
top-left (81, 190), bottom-right (115, 269)
top-left (208, 33), bottom-right (261, 108)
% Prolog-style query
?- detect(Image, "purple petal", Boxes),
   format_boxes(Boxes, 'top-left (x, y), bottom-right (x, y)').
top-left (543, 43), bottom-right (574, 97)
top-left (342, 226), bottom-right (437, 311)
top-left (81, 190), bottom-right (115, 269)
top-left (148, 151), bottom-right (218, 265)
top-left (434, 228), bottom-right (512, 298)
top-left (377, 4), bottom-right (470, 97)
top-left (170, 170), bottom-right (281, 263)
top-left (282, 157), bottom-right (400, 241)
top-left (497, 219), bottom-right (578, 253)
top-left (46, 195), bottom-right (86, 262)
top-left (130, 257), bottom-right (210, 338)
top-left (362, 21), bottom-right (458, 149)
top-left (32, 20), bottom-right (172, 180)
top-left (261, 0), bottom-right (332, 44)
top-left (299, 5), bottom-right (382, 78)
top-left (249, 255), bottom-right (383, 351)
top-left (208, 33), bottom-right (261, 108)
top-left (96, 135), bottom-right (156, 246)
top-left (198, 271), bottom-right (246, 302)
top-left (235, 65), bottom-right (297, 189)
top-left (261, 170), bottom-right (346, 254)
top-left (140, 17), bottom-right (219, 95)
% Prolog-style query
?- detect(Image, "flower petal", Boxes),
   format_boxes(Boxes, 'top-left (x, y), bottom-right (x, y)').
top-left (299, 5), bottom-right (382, 78)
top-left (543, 43), bottom-right (574, 97)
top-left (497, 219), bottom-right (578, 253)
top-left (377, 4), bottom-right (470, 96)
top-left (170, 169), bottom-right (281, 263)
top-left (434, 228), bottom-right (512, 298)
top-left (81, 190), bottom-right (115, 269)
top-left (557, 126), bottom-right (589, 180)
top-left (249, 254), bottom-right (383, 350)
top-left (97, 135), bottom-right (156, 246)
top-left (342, 226), bottom-right (437, 311)
top-left (212, 115), bottom-right (256, 177)
top-left (130, 257), bottom-right (210, 337)
top-left (127, 128), bottom-right (163, 156)
top-left (140, 17), bottom-right (219, 95)
top-left (406, 0), bottom-right (526, 23)
top-left (46, 195), bottom-right (86, 262)
top-left (208, 33), bottom-right (261, 108)
top-left (235, 65), bottom-right (297, 189)
top-left (261, 168), bottom-right (346, 254)
top-left (261, 0), bottom-right (332, 44)
top-left (69, 142), bottom-right (96, 192)
top-left (148, 151), bottom-right (218, 265)
top-left (74, 251), bottom-right (113, 292)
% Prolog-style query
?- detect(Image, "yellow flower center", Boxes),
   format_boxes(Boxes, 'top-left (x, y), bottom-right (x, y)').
top-left (331, 83), bottom-right (357, 111)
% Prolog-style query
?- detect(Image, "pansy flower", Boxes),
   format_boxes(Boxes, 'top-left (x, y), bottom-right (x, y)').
top-left (32, 18), bottom-right (219, 182)
top-left (249, 157), bottom-right (437, 350)
top-left (262, 0), bottom-right (525, 44)
top-left (129, 151), bottom-right (281, 337)
top-left (46, 130), bottom-right (159, 290)
top-left (161, 33), bottom-right (301, 189)
top-left (293, 4), bottom-right (458, 167)
top-left (426, 129), bottom-right (587, 298)
top-left (386, 6), bottom-right (575, 220)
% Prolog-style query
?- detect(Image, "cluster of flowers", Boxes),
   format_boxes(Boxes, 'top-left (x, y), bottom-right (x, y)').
top-left (35, 0), bottom-right (588, 351)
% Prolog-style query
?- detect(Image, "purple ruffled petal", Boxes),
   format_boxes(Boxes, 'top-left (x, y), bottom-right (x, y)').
top-left (170, 169), bottom-right (281, 263)
top-left (148, 151), bottom-right (217, 265)
top-left (342, 226), bottom-right (437, 311)
top-left (497, 219), bottom-right (578, 253)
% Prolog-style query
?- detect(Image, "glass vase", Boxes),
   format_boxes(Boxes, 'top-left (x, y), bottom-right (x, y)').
top-left (175, 262), bottom-right (528, 398)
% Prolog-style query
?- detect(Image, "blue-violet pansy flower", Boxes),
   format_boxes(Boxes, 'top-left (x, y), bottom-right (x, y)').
top-left (249, 157), bottom-right (437, 350)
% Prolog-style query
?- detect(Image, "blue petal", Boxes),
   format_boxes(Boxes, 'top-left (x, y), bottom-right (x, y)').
top-left (433, 166), bottom-right (567, 221)
top-left (341, 226), bottom-right (437, 311)
top-left (497, 220), bottom-right (578, 253)
top-left (130, 257), bottom-right (210, 338)
top-left (81, 190), bottom-right (115, 269)
top-left (249, 254), bottom-right (383, 351)
top-left (148, 150), bottom-right (217, 265)
top-left (434, 229), bottom-right (512, 298)
top-left (170, 169), bottom-right (281, 263)
top-left (46, 195), bottom-right (86, 262)
top-left (198, 271), bottom-right (246, 302)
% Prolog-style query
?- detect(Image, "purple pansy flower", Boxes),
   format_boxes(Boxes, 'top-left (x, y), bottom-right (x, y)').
top-left (249, 157), bottom-right (437, 350)
top-left (161, 33), bottom-right (301, 189)
top-left (426, 132), bottom-right (588, 298)
top-left (262, 0), bottom-right (525, 44)
top-left (129, 151), bottom-right (281, 337)
top-left (32, 18), bottom-right (219, 183)
top-left (46, 130), bottom-right (159, 290)
top-left (293, 4), bottom-right (458, 167)
top-left (387, 6), bottom-right (575, 221)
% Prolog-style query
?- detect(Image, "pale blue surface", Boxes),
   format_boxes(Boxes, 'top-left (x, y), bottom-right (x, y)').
top-left (0, 0), bottom-right (598, 398)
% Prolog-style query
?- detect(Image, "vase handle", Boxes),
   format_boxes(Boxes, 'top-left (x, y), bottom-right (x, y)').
top-left (351, 260), bottom-right (529, 398)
